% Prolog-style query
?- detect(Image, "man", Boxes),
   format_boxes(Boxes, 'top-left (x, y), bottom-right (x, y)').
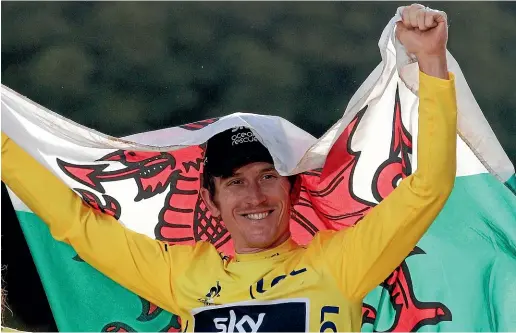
top-left (1, 4), bottom-right (457, 332)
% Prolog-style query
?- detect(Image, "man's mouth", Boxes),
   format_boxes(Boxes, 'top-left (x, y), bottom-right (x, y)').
top-left (242, 210), bottom-right (274, 220)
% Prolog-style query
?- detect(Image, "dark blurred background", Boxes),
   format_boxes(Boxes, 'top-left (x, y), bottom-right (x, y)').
top-left (1, 2), bottom-right (514, 331)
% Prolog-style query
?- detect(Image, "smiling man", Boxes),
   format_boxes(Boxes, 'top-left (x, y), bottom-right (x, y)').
top-left (200, 127), bottom-right (294, 254)
top-left (2, 4), bottom-right (457, 332)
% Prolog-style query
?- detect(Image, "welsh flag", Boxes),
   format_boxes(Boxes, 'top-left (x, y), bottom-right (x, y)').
top-left (2, 10), bottom-right (516, 332)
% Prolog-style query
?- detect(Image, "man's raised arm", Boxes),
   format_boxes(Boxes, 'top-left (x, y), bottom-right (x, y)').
top-left (1, 133), bottom-right (193, 314)
top-left (318, 5), bottom-right (457, 301)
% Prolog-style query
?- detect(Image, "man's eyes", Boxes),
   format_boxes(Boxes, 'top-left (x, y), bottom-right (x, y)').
top-left (227, 179), bottom-right (244, 186)
top-left (262, 173), bottom-right (277, 180)
top-left (226, 174), bottom-right (277, 186)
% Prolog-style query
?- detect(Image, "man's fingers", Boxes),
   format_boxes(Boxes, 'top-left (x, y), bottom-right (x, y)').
top-left (417, 9), bottom-right (428, 31)
top-left (424, 11), bottom-right (437, 29)
top-left (409, 7), bottom-right (419, 28)
top-left (424, 8), bottom-right (447, 27)
top-left (401, 4), bottom-right (447, 30)
top-left (403, 3), bottom-right (425, 28)
top-left (431, 10), bottom-right (447, 24)
top-left (401, 8), bottom-right (411, 27)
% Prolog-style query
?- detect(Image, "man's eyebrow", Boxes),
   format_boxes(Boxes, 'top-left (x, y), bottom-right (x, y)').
top-left (231, 166), bottom-right (276, 177)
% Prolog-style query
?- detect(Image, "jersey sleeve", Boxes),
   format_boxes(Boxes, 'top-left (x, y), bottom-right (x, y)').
top-left (1, 133), bottom-right (198, 314)
top-left (316, 71), bottom-right (457, 301)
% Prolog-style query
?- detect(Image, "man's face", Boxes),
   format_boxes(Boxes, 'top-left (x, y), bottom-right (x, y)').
top-left (200, 162), bottom-right (292, 253)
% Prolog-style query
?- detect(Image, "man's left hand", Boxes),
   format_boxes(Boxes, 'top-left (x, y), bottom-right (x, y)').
top-left (396, 4), bottom-right (449, 79)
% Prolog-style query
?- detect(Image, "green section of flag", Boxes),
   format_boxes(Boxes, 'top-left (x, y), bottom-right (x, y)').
top-left (363, 172), bottom-right (516, 331)
top-left (15, 173), bottom-right (516, 331)
top-left (16, 211), bottom-right (179, 332)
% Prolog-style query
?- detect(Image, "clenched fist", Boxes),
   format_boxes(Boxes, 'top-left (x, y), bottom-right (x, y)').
top-left (396, 4), bottom-right (449, 79)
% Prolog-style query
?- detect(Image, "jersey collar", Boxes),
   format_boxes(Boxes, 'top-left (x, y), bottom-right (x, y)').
top-left (234, 238), bottom-right (299, 262)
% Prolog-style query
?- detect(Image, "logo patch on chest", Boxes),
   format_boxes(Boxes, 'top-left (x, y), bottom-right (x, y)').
top-left (249, 268), bottom-right (307, 299)
top-left (191, 298), bottom-right (309, 332)
top-left (199, 281), bottom-right (222, 306)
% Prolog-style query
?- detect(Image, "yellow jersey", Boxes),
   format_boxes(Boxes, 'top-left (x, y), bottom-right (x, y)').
top-left (1, 71), bottom-right (457, 332)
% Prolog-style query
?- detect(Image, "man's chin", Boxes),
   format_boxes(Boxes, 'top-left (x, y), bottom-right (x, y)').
top-left (245, 235), bottom-right (275, 249)
top-left (246, 232), bottom-right (288, 250)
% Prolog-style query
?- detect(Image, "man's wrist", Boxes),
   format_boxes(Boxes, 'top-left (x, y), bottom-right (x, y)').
top-left (417, 53), bottom-right (449, 80)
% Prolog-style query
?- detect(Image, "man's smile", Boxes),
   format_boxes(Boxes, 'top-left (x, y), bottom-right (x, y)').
top-left (240, 209), bottom-right (275, 221)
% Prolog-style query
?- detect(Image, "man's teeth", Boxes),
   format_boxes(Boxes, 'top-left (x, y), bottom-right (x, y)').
top-left (245, 212), bottom-right (270, 220)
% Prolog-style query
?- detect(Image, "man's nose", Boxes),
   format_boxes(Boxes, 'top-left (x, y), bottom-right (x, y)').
top-left (245, 183), bottom-right (267, 206)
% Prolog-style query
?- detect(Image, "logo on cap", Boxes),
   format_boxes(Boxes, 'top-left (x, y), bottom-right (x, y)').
top-left (231, 129), bottom-right (258, 146)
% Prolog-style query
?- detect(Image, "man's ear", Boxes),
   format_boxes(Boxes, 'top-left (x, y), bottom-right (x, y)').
top-left (200, 187), bottom-right (221, 218)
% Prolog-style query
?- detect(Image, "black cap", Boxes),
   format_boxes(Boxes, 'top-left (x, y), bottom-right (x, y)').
top-left (203, 127), bottom-right (273, 181)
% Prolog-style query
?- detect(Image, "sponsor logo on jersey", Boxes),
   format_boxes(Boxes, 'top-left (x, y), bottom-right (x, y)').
top-left (199, 281), bottom-right (222, 306)
top-left (191, 298), bottom-right (309, 332)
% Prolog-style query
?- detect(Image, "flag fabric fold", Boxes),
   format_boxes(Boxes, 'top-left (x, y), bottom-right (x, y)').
top-left (2, 8), bottom-right (515, 332)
